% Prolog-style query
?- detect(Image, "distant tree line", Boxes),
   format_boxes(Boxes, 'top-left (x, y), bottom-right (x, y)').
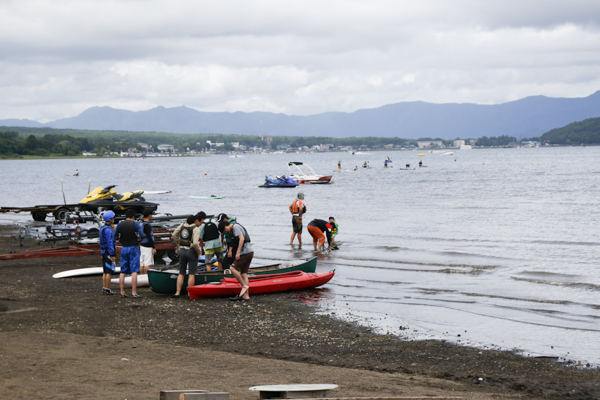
top-left (540, 117), bottom-right (600, 145)
top-left (0, 127), bottom-right (420, 156)
top-left (475, 135), bottom-right (517, 147)
top-left (0, 131), bottom-right (141, 157)
top-left (2, 120), bottom-right (593, 158)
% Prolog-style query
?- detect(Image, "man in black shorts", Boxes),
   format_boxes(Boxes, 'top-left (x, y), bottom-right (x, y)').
top-left (218, 220), bottom-right (253, 301)
top-left (171, 212), bottom-right (206, 298)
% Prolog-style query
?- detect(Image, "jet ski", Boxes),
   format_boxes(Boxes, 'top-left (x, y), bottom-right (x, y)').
top-left (259, 176), bottom-right (299, 188)
top-left (78, 185), bottom-right (159, 215)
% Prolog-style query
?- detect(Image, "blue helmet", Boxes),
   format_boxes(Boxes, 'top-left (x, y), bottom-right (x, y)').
top-left (103, 210), bottom-right (116, 221)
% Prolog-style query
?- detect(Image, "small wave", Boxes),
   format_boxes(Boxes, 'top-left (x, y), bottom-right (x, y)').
top-left (461, 291), bottom-right (574, 305)
top-left (518, 270), bottom-right (580, 278)
top-left (327, 255), bottom-right (499, 272)
top-left (335, 262), bottom-right (496, 276)
top-left (349, 278), bottom-right (414, 285)
top-left (511, 276), bottom-right (600, 291)
top-left (416, 287), bottom-right (458, 294)
top-left (375, 245), bottom-right (408, 251)
top-left (530, 240), bottom-right (600, 246)
top-left (413, 296), bottom-right (476, 305)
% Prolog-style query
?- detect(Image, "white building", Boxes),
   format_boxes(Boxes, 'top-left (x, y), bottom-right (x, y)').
top-left (157, 144), bottom-right (176, 153)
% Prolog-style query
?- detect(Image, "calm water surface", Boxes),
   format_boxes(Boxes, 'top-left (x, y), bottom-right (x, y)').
top-left (1, 147), bottom-right (599, 364)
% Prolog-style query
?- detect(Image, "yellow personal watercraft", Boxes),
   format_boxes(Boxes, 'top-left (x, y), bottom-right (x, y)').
top-left (79, 185), bottom-right (118, 204)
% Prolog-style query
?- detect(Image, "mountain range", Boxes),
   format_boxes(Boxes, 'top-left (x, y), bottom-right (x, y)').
top-left (2, 91), bottom-right (600, 140)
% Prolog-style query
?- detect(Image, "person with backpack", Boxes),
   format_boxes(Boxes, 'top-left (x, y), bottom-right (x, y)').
top-left (218, 219), bottom-right (253, 301)
top-left (171, 212), bottom-right (206, 298)
top-left (199, 215), bottom-right (223, 271)
top-left (289, 192), bottom-right (307, 247)
top-left (139, 208), bottom-right (156, 275)
top-left (100, 210), bottom-right (117, 295)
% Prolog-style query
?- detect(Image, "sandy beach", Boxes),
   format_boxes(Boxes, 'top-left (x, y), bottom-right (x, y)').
top-left (0, 225), bottom-right (599, 400)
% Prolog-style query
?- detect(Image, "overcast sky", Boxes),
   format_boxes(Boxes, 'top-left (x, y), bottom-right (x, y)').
top-left (1, 0), bottom-right (600, 122)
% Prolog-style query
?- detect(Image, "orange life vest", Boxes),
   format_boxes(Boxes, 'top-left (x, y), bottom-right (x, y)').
top-left (291, 200), bottom-right (305, 215)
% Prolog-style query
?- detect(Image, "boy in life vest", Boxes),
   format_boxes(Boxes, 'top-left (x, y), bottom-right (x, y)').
top-left (199, 215), bottom-right (223, 271)
top-left (99, 210), bottom-right (117, 295)
top-left (328, 216), bottom-right (339, 250)
top-left (171, 212), bottom-right (205, 298)
top-left (289, 192), bottom-right (307, 247)
top-left (139, 208), bottom-right (156, 275)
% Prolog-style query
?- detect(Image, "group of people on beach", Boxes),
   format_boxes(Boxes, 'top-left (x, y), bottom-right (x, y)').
top-left (170, 212), bottom-right (253, 301)
top-left (99, 209), bottom-right (254, 301)
top-left (289, 192), bottom-right (339, 251)
top-left (99, 192), bottom-right (338, 301)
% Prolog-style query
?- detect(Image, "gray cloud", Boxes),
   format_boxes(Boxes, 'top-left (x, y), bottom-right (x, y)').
top-left (1, 0), bottom-right (599, 122)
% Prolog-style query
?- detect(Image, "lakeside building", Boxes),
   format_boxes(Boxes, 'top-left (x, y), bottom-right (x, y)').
top-left (157, 144), bottom-right (177, 153)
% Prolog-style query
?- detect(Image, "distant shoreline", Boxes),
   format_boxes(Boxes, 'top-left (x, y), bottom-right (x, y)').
top-left (2, 145), bottom-right (596, 161)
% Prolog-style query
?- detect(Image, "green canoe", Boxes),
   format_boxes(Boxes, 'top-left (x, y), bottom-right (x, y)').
top-left (147, 256), bottom-right (318, 294)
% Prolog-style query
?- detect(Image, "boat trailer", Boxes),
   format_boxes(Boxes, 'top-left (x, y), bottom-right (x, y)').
top-left (0, 235), bottom-right (178, 261)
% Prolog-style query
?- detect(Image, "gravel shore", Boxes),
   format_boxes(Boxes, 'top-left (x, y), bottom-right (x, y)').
top-left (1, 225), bottom-right (599, 400)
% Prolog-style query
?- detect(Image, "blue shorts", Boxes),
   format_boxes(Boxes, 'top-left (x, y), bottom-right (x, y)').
top-left (120, 246), bottom-right (140, 274)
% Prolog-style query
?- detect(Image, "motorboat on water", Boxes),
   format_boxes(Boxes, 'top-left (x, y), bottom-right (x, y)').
top-left (259, 175), bottom-right (299, 188)
top-left (287, 162), bottom-right (333, 184)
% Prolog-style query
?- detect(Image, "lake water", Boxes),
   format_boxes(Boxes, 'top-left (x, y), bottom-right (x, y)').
top-left (1, 147), bottom-right (599, 365)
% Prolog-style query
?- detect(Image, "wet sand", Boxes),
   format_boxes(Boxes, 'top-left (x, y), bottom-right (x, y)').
top-left (0, 225), bottom-right (599, 400)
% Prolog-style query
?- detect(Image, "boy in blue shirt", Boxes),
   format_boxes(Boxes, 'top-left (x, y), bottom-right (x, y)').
top-left (100, 211), bottom-right (117, 295)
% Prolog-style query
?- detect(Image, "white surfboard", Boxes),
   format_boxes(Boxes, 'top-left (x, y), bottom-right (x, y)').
top-left (53, 266), bottom-right (121, 278)
top-left (142, 190), bottom-right (171, 195)
top-left (111, 274), bottom-right (149, 287)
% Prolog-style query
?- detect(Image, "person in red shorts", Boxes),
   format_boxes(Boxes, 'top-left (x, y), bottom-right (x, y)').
top-left (307, 219), bottom-right (332, 252)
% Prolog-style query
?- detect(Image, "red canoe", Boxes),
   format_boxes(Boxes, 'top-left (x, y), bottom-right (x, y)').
top-left (187, 270), bottom-right (335, 299)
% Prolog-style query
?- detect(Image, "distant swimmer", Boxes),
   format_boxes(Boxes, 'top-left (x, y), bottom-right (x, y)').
top-left (384, 160), bottom-right (388, 168)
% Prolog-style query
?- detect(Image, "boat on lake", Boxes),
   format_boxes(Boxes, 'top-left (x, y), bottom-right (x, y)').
top-left (147, 256), bottom-right (318, 294)
top-left (287, 162), bottom-right (333, 184)
top-left (187, 270), bottom-right (335, 299)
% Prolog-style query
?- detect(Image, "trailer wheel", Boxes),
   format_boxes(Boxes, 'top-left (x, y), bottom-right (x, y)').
top-left (155, 249), bottom-right (166, 258)
top-left (86, 227), bottom-right (99, 239)
top-left (31, 211), bottom-right (47, 221)
top-left (54, 207), bottom-right (69, 222)
top-left (166, 248), bottom-right (179, 262)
